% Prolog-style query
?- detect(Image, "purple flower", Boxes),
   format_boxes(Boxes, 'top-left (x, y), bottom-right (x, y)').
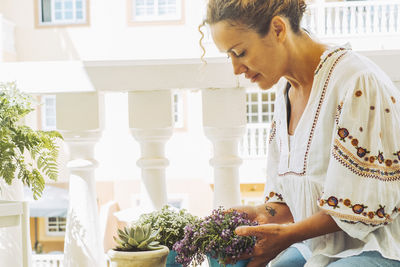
top-left (173, 207), bottom-right (257, 266)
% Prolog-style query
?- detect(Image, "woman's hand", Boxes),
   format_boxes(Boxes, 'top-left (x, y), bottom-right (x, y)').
top-left (235, 224), bottom-right (293, 267)
top-left (230, 202), bottom-right (293, 225)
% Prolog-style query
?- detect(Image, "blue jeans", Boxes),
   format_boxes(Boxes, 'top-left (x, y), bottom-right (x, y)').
top-left (270, 248), bottom-right (400, 267)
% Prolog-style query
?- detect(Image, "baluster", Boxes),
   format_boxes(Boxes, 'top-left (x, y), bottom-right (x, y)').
top-left (202, 87), bottom-right (246, 208)
top-left (381, 4), bottom-right (388, 33)
top-left (365, 4), bottom-right (372, 34)
top-left (326, 7), bottom-right (333, 36)
top-left (258, 127), bottom-right (264, 157)
top-left (334, 6), bottom-right (340, 35)
top-left (373, 4), bottom-right (379, 33)
top-left (350, 5), bottom-right (356, 34)
top-left (357, 5), bottom-right (364, 34)
top-left (310, 8), bottom-right (316, 35)
top-left (342, 6), bottom-right (348, 35)
top-left (388, 4), bottom-right (395, 33)
top-left (397, 4), bottom-right (400, 33)
top-left (250, 128), bottom-right (256, 157)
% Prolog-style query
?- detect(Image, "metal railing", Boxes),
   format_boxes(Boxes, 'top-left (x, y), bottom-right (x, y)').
top-left (303, 0), bottom-right (400, 37)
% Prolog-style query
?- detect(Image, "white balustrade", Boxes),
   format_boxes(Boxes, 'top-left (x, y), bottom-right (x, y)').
top-left (303, 1), bottom-right (400, 37)
top-left (240, 123), bottom-right (271, 158)
top-left (128, 90), bottom-right (173, 211)
top-left (56, 93), bottom-right (106, 267)
top-left (202, 87), bottom-right (246, 208)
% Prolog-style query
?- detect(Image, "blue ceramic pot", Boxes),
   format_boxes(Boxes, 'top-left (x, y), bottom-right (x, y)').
top-left (207, 256), bottom-right (250, 267)
top-left (166, 250), bottom-right (182, 267)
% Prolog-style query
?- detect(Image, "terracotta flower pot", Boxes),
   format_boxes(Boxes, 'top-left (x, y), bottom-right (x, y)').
top-left (107, 246), bottom-right (169, 267)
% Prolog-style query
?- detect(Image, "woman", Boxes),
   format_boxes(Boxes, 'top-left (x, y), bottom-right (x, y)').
top-left (201, 0), bottom-right (400, 267)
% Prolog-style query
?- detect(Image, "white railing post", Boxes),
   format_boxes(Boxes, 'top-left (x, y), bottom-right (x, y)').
top-left (350, 5), bottom-right (356, 35)
top-left (128, 90), bottom-right (173, 211)
top-left (342, 6), bottom-right (349, 35)
top-left (334, 6), bottom-right (340, 35)
top-left (316, 0), bottom-right (326, 36)
top-left (56, 92), bottom-right (106, 267)
top-left (202, 88), bottom-right (246, 208)
top-left (366, 4), bottom-right (372, 34)
top-left (388, 4), bottom-right (395, 33)
top-left (381, 4), bottom-right (388, 33)
top-left (357, 5), bottom-right (364, 34)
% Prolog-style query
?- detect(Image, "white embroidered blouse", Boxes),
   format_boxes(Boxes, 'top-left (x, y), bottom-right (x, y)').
top-left (265, 46), bottom-right (400, 267)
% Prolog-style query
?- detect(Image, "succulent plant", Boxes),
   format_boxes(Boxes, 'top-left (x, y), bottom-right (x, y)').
top-left (113, 224), bottom-right (163, 251)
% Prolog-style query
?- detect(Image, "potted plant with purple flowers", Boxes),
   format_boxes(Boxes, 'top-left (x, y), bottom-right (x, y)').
top-left (173, 207), bottom-right (257, 267)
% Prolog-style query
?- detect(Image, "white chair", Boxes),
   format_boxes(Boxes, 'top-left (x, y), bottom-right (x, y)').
top-left (0, 200), bottom-right (32, 267)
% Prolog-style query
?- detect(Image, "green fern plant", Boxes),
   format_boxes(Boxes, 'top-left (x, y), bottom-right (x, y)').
top-left (0, 82), bottom-right (63, 199)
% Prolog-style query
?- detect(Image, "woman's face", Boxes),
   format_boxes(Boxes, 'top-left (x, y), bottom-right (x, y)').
top-left (210, 20), bottom-right (287, 90)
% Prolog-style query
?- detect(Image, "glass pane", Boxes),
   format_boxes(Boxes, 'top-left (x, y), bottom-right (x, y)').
top-left (45, 98), bottom-right (55, 105)
top-left (167, 6), bottom-right (176, 14)
top-left (64, 1), bottom-right (73, 9)
top-left (262, 93), bottom-right (268, 102)
top-left (146, 7), bottom-right (154, 15)
top-left (168, 0), bottom-right (176, 5)
top-left (270, 92), bottom-right (276, 101)
top-left (251, 104), bottom-right (258, 113)
top-left (251, 93), bottom-right (257, 102)
top-left (159, 7), bottom-right (166, 15)
top-left (262, 115), bottom-right (269, 123)
top-left (55, 12), bottom-right (63, 20)
top-left (76, 11), bottom-right (83, 19)
top-left (76, 1), bottom-right (83, 9)
top-left (136, 7), bottom-right (145, 16)
top-left (54, 2), bottom-right (62, 10)
top-left (146, 0), bottom-right (154, 6)
top-left (65, 11), bottom-right (73, 19)
top-left (262, 104), bottom-right (268, 113)
top-left (271, 104), bottom-right (275, 112)
top-left (46, 108), bottom-right (55, 116)
top-left (49, 217), bottom-right (56, 222)
top-left (246, 94), bottom-right (249, 101)
top-left (246, 105), bottom-right (249, 113)
top-left (159, 0), bottom-right (166, 5)
top-left (47, 118), bottom-right (56, 126)
top-left (136, 0), bottom-right (144, 6)
top-left (251, 115), bottom-right (258, 123)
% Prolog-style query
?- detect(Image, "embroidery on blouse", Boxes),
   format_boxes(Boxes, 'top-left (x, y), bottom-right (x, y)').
top-left (332, 134), bottom-right (400, 181)
top-left (268, 120), bottom-right (277, 144)
top-left (278, 50), bottom-right (348, 177)
top-left (319, 197), bottom-right (398, 225)
top-left (264, 191), bottom-right (284, 203)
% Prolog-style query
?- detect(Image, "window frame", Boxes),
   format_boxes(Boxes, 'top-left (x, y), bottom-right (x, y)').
top-left (127, 0), bottom-right (185, 26)
top-left (35, 0), bottom-right (90, 27)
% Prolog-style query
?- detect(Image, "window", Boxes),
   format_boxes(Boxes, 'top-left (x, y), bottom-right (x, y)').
top-left (131, 0), bottom-right (183, 22)
top-left (246, 90), bottom-right (275, 124)
top-left (38, 0), bottom-right (87, 25)
top-left (173, 91), bottom-right (184, 129)
top-left (41, 95), bottom-right (57, 131)
top-left (46, 217), bottom-right (67, 236)
top-left (240, 88), bottom-right (276, 158)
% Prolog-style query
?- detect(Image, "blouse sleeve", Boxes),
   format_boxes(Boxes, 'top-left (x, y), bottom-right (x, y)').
top-left (319, 71), bottom-right (400, 240)
top-left (264, 120), bottom-right (285, 204)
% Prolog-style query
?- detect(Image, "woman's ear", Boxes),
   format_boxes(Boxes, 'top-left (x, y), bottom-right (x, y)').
top-left (270, 16), bottom-right (287, 43)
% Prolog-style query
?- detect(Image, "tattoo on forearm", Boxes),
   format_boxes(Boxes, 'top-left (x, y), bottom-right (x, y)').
top-left (266, 206), bottom-right (276, 216)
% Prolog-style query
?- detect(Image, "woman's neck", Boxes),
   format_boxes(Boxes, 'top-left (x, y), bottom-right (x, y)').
top-left (283, 31), bottom-right (327, 95)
